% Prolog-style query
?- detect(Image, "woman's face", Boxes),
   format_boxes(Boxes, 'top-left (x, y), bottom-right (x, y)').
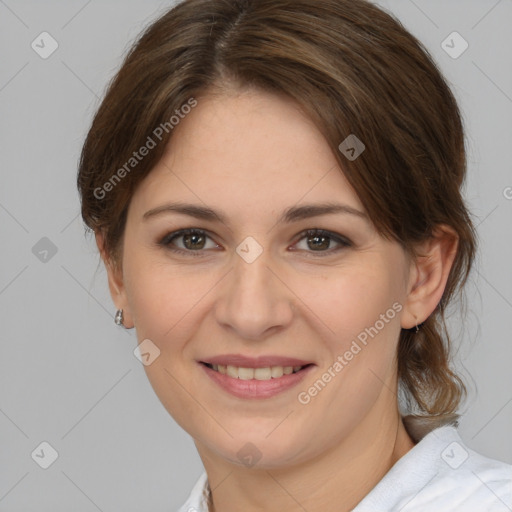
top-left (116, 88), bottom-right (415, 468)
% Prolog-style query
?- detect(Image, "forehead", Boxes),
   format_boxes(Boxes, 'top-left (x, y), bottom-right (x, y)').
top-left (128, 89), bottom-right (365, 221)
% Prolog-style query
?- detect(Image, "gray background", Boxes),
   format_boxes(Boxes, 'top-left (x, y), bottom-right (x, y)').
top-left (0, 0), bottom-right (511, 510)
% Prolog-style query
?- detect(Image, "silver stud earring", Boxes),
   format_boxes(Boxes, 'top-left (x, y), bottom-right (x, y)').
top-left (114, 309), bottom-right (124, 327)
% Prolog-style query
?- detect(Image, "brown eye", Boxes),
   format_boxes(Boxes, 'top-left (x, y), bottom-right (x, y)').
top-left (293, 229), bottom-right (351, 256)
top-left (306, 233), bottom-right (331, 251)
top-left (160, 229), bottom-right (219, 254)
top-left (182, 232), bottom-right (206, 250)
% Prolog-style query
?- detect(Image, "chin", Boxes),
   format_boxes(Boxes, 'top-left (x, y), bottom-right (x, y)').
top-left (202, 430), bottom-right (312, 470)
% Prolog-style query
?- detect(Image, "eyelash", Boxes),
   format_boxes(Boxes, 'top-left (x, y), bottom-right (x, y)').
top-left (158, 228), bottom-right (352, 258)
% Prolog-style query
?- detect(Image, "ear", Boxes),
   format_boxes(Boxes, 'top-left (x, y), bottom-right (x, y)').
top-left (401, 225), bottom-right (458, 329)
top-left (95, 231), bottom-right (134, 329)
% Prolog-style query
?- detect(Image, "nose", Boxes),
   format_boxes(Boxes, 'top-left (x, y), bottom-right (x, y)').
top-left (214, 249), bottom-right (295, 341)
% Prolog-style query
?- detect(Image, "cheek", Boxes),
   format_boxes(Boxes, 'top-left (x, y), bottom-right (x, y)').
top-left (123, 247), bottom-right (214, 341)
top-left (292, 259), bottom-right (405, 417)
top-left (121, 252), bottom-right (215, 431)
top-left (293, 259), bottom-right (405, 348)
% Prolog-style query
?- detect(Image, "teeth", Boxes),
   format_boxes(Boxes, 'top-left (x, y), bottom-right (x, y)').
top-left (226, 365), bottom-right (238, 378)
top-left (209, 364), bottom-right (304, 380)
top-left (254, 367), bottom-right (272, 380)
top-left (271, 366), bottom-right (284, 378)
top-left (238, 367), bottom-right (254, 380)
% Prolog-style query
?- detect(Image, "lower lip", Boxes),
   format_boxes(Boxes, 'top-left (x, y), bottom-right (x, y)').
top-left (200, 363), bottom-right (315, 399)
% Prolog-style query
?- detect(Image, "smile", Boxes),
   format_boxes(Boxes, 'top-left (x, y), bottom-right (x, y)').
top-left (199, 358), bottom-right (315, 399)
top-left (204, 363), bottom-right (306, 380)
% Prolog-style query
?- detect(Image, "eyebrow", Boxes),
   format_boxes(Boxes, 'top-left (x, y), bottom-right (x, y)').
top-left (142, 202), bottom-right (369, 224)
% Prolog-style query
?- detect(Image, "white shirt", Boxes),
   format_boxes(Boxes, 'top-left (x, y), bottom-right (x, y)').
top-left (177, 425), bottom-right (512, 511)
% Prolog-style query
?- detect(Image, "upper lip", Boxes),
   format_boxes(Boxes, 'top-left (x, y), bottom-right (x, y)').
top-left (200, 354), bottom-right (314, 368)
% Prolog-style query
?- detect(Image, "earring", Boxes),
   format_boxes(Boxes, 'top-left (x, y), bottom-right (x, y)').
top-left (114, 309), bottom-right (124, 327)
top-left (413, 315), bottom-right (421, 334)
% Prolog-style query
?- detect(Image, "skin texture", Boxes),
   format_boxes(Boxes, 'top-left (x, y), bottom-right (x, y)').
top-left (98, 88), bottom-right (458, 511)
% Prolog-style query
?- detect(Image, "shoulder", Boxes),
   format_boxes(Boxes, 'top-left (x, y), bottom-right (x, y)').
top-left (354, 425), bottom-right (512, 512)
top-left (424, 426), bottom-right (512, 510)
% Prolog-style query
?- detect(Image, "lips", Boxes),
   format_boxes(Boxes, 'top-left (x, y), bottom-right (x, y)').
top-left (198, 354), bottom-right (315, 399)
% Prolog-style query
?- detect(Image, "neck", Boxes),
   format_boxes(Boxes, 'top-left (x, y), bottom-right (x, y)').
top-left (197, 405), bottom-right (415, 512)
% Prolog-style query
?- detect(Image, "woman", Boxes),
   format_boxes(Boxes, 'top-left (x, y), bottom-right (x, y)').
top-left (77, 0), bottom-right (512, 510)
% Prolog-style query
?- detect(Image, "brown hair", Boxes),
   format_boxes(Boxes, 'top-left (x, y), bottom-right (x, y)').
top-left (77, 0), bottom-right (476, 422)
